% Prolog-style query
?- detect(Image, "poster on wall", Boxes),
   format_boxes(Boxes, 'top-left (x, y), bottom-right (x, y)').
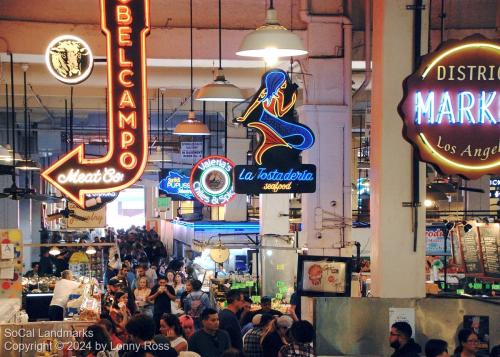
top-left (389, 308), bottom-right (416, 338)
top-left (0, 230), bottom-right (22, 299)
top-left (398, 34), bottom-right (500, 179)
top-left (477, 224), bottom-right (500, 278)
top-left (425, 225), bottom-right (451, 256)
top-left (457, 224), bottom-right (484, 275)
top-left (297, 255), bottom-right (351, 297)
top-left (181, 142), bottom-right (203, 162)
top-left (234, 69), bottom-right (316, 194)
top-left (463, 315), bottom-right (489, 354)
top-left (159, 169), bottom-right (193, 200)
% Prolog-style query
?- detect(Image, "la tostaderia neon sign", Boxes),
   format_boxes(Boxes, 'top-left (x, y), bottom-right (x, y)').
top-left (42, 0), bottom-right (150, 208)
top-left (399, 34), bottom-right (500, 179)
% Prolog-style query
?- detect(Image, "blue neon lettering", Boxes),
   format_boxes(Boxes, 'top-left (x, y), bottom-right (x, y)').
top-left (457, 91), bottom-right (475, 124)
top-left (436, 91), bottom-right (456, 124)
top-left (478, 91), bottom-right (496, 124)
top-left (415, 91), bottom-right (434, 124)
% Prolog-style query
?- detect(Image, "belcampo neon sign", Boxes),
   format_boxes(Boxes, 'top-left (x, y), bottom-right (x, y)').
top-left (42, 0), bottom-right (150, 208)
top-left (399, 34), bottom-right (500, 179)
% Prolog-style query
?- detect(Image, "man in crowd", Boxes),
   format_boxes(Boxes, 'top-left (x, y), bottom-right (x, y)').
top-left (24, 262), bottom-right (40, 277)
top-left (218, 290), bottom-right (245, 351)
top-left (116, 263), bottom-right (131, 289)
top-left (48, 270), bottom-right (81, 321)
top-left (242, 296), bottom-right (282, 326)
top-left (189, 308), bottom-right (231, 357)
top-left (389, 321), bottom-right (422, 357)
top-left (183, 279), bottom-right (211, 329)
top-left (102, 276), bottom-right (124, 314)
top-left (131, 265), bottom-right (150, 290)
top-left (279, 320), bottom-right (315, 357)
top-left (148, 276), bottom-right (176, 332)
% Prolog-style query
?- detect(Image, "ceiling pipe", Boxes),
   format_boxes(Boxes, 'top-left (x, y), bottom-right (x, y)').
top-left (299, 0), bottom-right (352, 107)
top-left (353, 0), bottom-right (371, 99)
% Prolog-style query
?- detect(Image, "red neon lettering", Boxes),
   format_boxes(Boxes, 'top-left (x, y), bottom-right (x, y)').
top-left (116, 5), bottom-right (132, 25)
top-left (119, 90), bottom-right (136, 108)
top-left (119, 69), bottom-right (134, 87)
top-left (118, 27), bottom-right (132, 46)
top-left (119, 48), bottom-right (132, 67)
top-left (120, 152), bottom-right (137, 169)
top-left (119, 111), bottom-right (137, 128)
top-left (121, 131), bottom-right (135, 149)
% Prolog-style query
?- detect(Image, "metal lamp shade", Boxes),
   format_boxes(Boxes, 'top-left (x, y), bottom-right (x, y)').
top-left (173, 111), bottom-right (211, 136)
top-left (196, 77), bottom-right (245, 102)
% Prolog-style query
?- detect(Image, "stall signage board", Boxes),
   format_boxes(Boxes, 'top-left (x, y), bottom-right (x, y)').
top-left (181, 142), bottom-right (203, 161)
top-left (42, 0), bottom-right (151, 208)
top-left (159, 169), bottom-right (193, 200)
top-left (45, 35), bottom-right (94, 85)
top-left (234, 69), bottom-right (316, 194)
top-left (398, 35), bottom-right (500, 179)
top-left (457, 224), bottom-right (484, 274)
top-left (425, 225), bottom-right (452, 256)
top-left (67, 202), bottom-right (106, 228)
top-left (190, 155), bottom-right (236, 207)
top-left (477, 224), bottom-right (500, 278)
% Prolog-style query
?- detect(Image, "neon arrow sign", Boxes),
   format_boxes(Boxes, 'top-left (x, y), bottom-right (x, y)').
top-left (42, 0), bottom-right (150, 208)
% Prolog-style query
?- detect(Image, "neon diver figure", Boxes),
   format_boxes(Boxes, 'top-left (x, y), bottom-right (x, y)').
top-left (236, 69), bottom-right (315, 165)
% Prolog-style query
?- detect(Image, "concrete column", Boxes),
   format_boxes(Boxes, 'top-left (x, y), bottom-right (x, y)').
top-left (370, 0), bottom-right (427, 297)
top-left (259, 193), bottom-right (293, 296)
top-left (225, 135), bottom-right (250, 222)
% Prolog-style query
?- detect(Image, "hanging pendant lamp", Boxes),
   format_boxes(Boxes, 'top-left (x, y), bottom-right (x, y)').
top-left (174, 0), bottom-right (210, 136)
top-left (196, 0), bottom-right (244, 102)
top-left (236, 0), bottom-right (307, 65)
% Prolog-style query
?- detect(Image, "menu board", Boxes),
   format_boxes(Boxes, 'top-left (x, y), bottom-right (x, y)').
top-left (457, 225), bottom-right (484, 274)
top-left (477, 224), bottom-right (500, 278)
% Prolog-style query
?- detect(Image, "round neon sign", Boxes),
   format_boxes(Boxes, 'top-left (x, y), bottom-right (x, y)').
top-left (45, 35), bottom-right (94, 85)
top-left (190, 155), bottom-right (236, 207)
top-left (398, 34), bottom-right (500, 179)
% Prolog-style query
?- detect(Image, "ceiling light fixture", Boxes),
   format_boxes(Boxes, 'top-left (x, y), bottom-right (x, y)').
top-left (236, 0), bottom-right (307, 65)
top-left (85, 246), bottom-right (97, 255)
top-left (49, 246), bottom-right (61, 256)
top-left (174, 0), bottom-right (210, 136)
top-left (196, 0), bottom-right (244, 102)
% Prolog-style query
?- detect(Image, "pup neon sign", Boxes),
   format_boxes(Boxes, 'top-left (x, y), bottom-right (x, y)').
top-left (399, 34), bottom-right (500, 179)
top-left (42, 0), bottom-right (150, 207)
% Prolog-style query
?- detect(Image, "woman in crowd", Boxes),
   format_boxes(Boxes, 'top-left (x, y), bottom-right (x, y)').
top-left (84, 324), bottom-right (118, 357)
top-left (109, 291), bottom-right (131, 340)
top-left (166, 270), bottom-right (176, 286)
top-left (425, 339), bottom-right (449, 357)
top-left (179, 279), bottom-right (192, 311)
top-left (261, 315), bottom-right (293, 357)
top-left (159, 313), bottom-right (188, 353)
top-left (454, 329), bottom-right (480, 357)
top-left (179, 314), bottom-right (195, 339)
top-left (134, 276), bottom-right (151, 314)
top-left (278, 320), bottom-right (315, 357)
top-left (174, 272), bottom-right (186, 298)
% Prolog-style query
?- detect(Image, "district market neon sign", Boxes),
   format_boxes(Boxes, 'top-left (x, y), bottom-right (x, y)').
top-left (190, 156), bottom-right (236, 207)
top-left (42, 0), bottom-right (150, 208)
top-left (398, 34), bottom-right (500, 179)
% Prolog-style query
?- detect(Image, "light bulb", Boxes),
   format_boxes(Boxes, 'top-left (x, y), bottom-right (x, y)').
top-left (264, 54), bottom-right (279, 67)
top-left (266, 250), bottom-right (273, 256)
top-left (424, 199), bottom-right (434, 208)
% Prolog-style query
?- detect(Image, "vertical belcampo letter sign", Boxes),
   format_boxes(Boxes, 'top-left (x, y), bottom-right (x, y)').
top-left (399, 34), bottom-right (500, 179)
top-left (42, 0), bottom-right (150, 208)
top-left (234, 69), bottom-right (316, 194)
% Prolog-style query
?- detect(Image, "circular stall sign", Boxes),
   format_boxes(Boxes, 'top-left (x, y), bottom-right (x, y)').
top-left (398, 34), bottom-right (500, 179)
top-left (190, 155), bottom-right (236, 207)
top-left (45, 35), bottom-right (94, 84)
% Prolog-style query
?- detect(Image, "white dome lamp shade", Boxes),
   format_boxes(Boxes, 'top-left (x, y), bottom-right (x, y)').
top-left (236, 2), bottom-right (307, 66)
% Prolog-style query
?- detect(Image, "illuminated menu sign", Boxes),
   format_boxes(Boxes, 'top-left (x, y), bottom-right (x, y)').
top-left (234, 69), bottom-right (316, 194)
top-left (477, 224), bottom-right (500, 278)
top-left (190, 156), bottom-right (236, 207)
top-left (42, 0), bottom-right (150, 208)
top-left (398, 34), bottom-right (500, 179)
top-left (159, 169), bottom-right (193, 201)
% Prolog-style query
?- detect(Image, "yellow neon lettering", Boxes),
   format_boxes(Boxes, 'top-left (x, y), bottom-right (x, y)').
top-left (118, 111), bottom-right (137, 128)
top-left (119, 48), bottom-right (132, 67)
top-left (121, 131), bottom-right (135, 149)
top-left (119, 90), bottom-right (136, 108)
top-left (118, 27), bottom-right (132, 46)
top-left (120, 152), bottom-right (137, 170)
top-left (119, 69), bottom-right (134, 87)
top-left (116, 5), bottom-right (132, 25)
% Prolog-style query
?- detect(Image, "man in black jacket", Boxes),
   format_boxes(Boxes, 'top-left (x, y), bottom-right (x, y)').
top-left (389, 321), bottom-right (422, 357)
top-left (218, 290), bottom-right (245, 351)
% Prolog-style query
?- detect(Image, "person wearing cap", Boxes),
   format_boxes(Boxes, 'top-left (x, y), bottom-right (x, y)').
top-left (261, 315), bottom-right (294, 357)
top-left (103, 276), bottom-right (124, 314)
top-left (278, 320), bottom-right (315, 357)
top-left (242, 296), bottom-right (283, 327)
top-left (243, 313), bottom-right (274, 357)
